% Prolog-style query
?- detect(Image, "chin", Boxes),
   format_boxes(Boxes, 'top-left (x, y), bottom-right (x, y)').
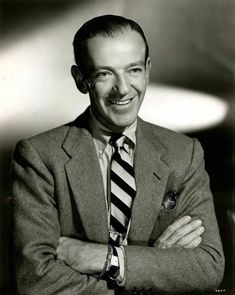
top-left (111, 117), bottom-right (136, 130)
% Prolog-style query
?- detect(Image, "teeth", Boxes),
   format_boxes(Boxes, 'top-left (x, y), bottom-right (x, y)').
top-left (111, 99), bottom-right (132, 105)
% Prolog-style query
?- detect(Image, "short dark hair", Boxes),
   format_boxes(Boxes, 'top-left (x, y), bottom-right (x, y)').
top-left (73, 14), bottom-right (149, 70)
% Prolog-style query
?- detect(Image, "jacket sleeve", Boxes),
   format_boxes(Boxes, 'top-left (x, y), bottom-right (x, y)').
top-left (123, 139), bottom-right (225, 294)
top-left (12, 139), bottom-right (113, 295)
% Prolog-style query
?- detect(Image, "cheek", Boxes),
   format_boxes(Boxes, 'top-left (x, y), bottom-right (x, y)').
top-left (132, 77), bottom-right (147, 93)
top-left (91, 83), bottom-right (111, 102)
top-left (89, 86), bottom-right (111, 116)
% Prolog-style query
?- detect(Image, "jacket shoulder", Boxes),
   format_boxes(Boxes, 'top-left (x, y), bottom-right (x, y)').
top-left (139, 119), bottom-right (203, 168)
top-left (26, 108), bottom-right (90, 154)
top-left (29, 124), bottom-right (70, 146)
top-left (140, 119), bottom-right (194, 147)
top-left (14, 123), bottom-right (71, 165)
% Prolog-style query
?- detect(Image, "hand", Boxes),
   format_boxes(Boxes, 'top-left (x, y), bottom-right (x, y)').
top-left (154, 216), bottom-right (204, 249)
top-left (56, 237), bottom-right (107, 274)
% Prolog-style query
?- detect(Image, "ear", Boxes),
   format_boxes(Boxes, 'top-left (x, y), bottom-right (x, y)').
top-left (145, 57), bottom-right (151, 83)
top-left (71, 65), bottom-right (88, 94)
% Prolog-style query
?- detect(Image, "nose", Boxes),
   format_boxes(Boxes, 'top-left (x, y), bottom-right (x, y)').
top-left (113, 74), bottom-right (130, 97)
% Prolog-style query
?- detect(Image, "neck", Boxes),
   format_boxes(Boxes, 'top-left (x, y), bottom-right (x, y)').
top-left (90, 109), bottom-right (128, 134)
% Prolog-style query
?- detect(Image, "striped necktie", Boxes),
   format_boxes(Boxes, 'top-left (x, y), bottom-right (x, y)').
top-left (109, 134), bottom-right (136, 246)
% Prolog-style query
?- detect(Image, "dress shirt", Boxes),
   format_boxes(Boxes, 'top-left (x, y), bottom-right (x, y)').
top-left (90, 110), bottom-right (137, 285)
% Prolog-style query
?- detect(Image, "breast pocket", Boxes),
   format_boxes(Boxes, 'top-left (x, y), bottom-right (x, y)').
top-left (149, 190), bottom-right (179, 244)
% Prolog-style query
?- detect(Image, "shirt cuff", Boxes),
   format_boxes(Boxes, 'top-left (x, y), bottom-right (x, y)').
top-left (114, 246), bottom-right (126, 286)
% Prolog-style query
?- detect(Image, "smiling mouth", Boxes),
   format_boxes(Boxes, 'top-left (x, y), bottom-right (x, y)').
top-left (109, 97), bottom-right (134, 105)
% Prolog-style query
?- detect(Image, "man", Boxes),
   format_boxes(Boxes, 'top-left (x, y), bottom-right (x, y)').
top-left (12, 15), bottom-right (224, 294)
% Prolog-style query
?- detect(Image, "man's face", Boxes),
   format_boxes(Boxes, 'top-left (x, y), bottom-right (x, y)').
top-left (78, 29), bottom-right (150, 132)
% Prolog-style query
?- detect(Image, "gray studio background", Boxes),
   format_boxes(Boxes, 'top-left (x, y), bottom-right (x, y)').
top-left (0, 0), bottom-right (234, 294)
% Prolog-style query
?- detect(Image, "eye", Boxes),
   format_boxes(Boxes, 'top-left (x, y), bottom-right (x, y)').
top-left (95, 71), bottom-right (112, 79)
top-left (128, 67), bottom-right (143, 74)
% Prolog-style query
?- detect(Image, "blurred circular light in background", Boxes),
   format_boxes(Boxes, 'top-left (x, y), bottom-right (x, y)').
top-left (140, 84), bottom-right (229, 132)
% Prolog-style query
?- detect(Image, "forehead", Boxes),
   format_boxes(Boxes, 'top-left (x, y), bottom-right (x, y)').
top-left (82, 30), bottom-right (146, 71)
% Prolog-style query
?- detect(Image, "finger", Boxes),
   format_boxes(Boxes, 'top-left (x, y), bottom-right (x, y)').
top-left (58, 237), bottom-right (67, 245)
top-left (156, 216), bottom-right (192, 243)
top-left (176, 226), bottom-right (204, 247)
top-left (184, 236), bottom-right (202, 248)
top-left (166, 219), bottom-right (202, 245)
top-left (154, 241), bottom-right (168, 249)
top-left (56, 245), bottom-right (64, 260)
top-left (57, 237), bottom-right (68, 260)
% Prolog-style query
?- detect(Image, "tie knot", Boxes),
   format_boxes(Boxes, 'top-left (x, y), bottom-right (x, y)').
top-left (109, 134), bottom-right (125, 148)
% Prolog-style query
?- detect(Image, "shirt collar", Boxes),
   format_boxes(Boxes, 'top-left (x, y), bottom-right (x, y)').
top-left (90, 109), bottom-right (137, 152)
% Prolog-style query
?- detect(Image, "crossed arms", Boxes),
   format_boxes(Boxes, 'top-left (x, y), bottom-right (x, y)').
top-left (12, 138), bottom-right (224, 294)
top-left (56, 216), bottom-right (204, 276)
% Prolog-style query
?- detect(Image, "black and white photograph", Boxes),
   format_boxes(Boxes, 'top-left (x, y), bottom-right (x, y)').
top-left (0, 1), bottom-right (234, 294)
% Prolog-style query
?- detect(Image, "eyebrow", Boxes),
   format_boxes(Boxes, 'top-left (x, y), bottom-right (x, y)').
top-left (126, 61), bottom-right (146, 67)
top-left (91, 60), bottom-right (146, 72)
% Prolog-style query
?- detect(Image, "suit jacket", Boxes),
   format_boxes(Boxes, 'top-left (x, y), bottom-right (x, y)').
top-left (12, 108), bottom-right (224, 295)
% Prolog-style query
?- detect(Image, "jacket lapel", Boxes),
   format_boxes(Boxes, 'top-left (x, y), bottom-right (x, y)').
top-left (62, 111), bottom-right (109, 243)
top-left (129, 119), bottom-right (170, 245)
